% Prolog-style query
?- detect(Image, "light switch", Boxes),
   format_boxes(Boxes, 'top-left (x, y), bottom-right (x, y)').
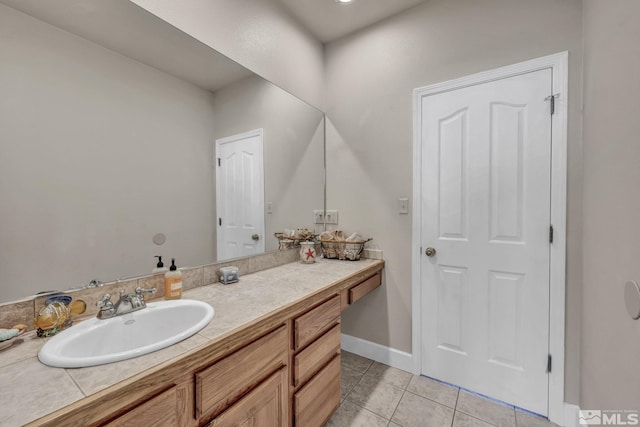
top-left (398, 198), bottom-right (409, 214)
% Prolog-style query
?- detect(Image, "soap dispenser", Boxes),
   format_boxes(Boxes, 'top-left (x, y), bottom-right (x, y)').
top-left (152, 256), bottom-right (169, 274)
top-left (164, 258), bottom-right (183, 300)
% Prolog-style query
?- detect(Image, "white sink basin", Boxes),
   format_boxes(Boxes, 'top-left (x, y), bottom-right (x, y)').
top-left (38, 299), bottom-right (214, 368)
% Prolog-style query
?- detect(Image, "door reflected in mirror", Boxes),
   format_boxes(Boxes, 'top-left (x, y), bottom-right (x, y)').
top-left (215, 129), bottom-right (265, 261)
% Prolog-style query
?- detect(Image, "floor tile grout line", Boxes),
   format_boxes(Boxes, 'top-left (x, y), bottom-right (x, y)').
top-left (362, 360), bottom-right (375, 376)
top-left (388, 389), bottom-right (407, 426)
top-left (451, 387), bottom-right (461, 427)
top-left (343, 399), bottom-right (392, 425)
top-left (456, 390), bottom-right (518, 427)
top-left (455, 407), bottom-right (509, 427)
top-left (343, 369), bottom-right (406, 422)
top-left (455, 410), bottom-right (503, 427)
top-left (341, 368), bottom-right (367, 403)
top-left (401, 388), bottom-right (458, 411)
top-left (359, 367), bottom-right (413, 391)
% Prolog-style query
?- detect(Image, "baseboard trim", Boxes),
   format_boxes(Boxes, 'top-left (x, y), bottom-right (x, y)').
top-left (562, 403), bottom-right (580, 427)
top-left (340, 333), bottom-right (415, 374)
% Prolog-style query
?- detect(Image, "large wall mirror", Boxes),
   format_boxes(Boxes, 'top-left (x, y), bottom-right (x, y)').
top-left (0, 0), bottom-right (325, 303)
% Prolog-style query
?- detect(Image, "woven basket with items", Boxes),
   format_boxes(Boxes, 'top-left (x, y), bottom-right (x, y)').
top-left (319, 230), bottom-right (372, 261)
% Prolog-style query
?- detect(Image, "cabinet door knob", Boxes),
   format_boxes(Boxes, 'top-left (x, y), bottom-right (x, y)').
top-left (252, 234), bottom-right (260, 241)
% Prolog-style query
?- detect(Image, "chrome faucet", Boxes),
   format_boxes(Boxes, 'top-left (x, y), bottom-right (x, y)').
top-left (96, 287), bottom-right (156, 319)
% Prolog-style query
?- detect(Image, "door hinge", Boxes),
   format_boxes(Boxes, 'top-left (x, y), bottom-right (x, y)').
top-left (217, 158), bottom-right (221, 167)
top-left (218, 218), bottom-right (222, 226)
top-left (547, 354), bottom-right (552, 373)
top-left (549, 225), bottom-right (554, 243)
top-left (545, 94), bottom-right (560, 115)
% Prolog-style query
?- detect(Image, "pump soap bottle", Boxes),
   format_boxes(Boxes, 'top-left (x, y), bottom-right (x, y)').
top-left (153, 256), bottom-right (169, 274)
top-left (164, 258), bottom-right (183, 300)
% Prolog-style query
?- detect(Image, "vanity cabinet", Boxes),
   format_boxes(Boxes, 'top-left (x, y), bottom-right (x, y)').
top-left (26, 262), bottom-right (384, 427)
top-left (290, 295), bottom-right (342, 427)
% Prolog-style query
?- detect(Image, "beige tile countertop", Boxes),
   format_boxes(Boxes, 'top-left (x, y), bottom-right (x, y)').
top-left (0, 258), bottom-right (383, 426)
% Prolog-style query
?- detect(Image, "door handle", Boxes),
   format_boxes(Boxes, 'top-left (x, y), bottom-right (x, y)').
top-left (252, 234), bottom-right (260, 241)
top-left (425, 247), bottom-right (436, 257)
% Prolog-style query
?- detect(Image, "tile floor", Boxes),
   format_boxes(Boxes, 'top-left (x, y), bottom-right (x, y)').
top-left (327, 351), bottom-right (559, 427)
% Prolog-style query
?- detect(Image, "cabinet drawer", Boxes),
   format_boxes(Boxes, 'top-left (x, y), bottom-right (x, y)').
top-left (195, 325), bottom-right (288, 419)
top-left (294, 295), bottom-right (340, 350)
top-left (294, 323), bottom-right (341, 387)
top-left (103, 386), bottom-right (178, 427)
top-left (294, 355), bottom-right (341, 427)
top-left (349, 272), bottom-right (382, 304)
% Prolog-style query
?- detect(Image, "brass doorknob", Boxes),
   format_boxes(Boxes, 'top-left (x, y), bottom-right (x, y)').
top-left (252, 234), bottom-right (260, 241)
top-left (425, 247), bottom-right (436, 257)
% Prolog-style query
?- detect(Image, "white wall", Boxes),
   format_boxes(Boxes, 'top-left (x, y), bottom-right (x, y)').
top-left (0, 5), bottom-right (217, 301)
top-left (581, 0), bottom-right (640, 410)
top-left (324, 0), bottom-right (584, 404)
top-left (211, 75), bottom-right (325, 252)
top-left (129, 0), bottom-right (324, 110)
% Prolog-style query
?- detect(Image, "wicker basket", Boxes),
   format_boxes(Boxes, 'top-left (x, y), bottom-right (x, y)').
top-left (320, 239), bottom-right (371, 261)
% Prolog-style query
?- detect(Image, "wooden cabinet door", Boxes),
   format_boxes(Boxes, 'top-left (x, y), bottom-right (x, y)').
top-left (207, 368), bottom-right (287, 427)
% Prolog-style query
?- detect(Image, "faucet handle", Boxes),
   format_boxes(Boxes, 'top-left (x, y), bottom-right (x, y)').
top-left (97, 293), bottom-right (113, 308)
top-left (135, 287), bottom-right (156, 296)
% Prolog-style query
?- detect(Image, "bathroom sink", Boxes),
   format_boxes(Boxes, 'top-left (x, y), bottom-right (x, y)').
top-left (38, 299), bottom-right (214, 368)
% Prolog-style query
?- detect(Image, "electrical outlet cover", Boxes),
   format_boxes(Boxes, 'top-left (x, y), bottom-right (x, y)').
top-left (313, 210), bottom-right (325, 224)
top-left (325, 210), bottom-right (338, 224)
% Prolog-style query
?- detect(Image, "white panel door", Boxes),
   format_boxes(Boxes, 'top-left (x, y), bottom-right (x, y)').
top-left (420, 69), bottom-right (552, 415)
top-left (216, 129), bottom-right (265, 261)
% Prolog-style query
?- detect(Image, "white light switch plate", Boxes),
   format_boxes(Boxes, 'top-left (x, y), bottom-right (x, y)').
top-left (398, 198), bottom-right (409, 214)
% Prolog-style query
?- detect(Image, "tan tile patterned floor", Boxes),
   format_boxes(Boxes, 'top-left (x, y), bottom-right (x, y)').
top-left (327, 351), bottom-right (559, 427)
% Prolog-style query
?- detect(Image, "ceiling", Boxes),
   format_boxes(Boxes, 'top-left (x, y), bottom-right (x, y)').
top-left (0, 0), bottom-right (252, 91)
top-left (0, 0), bottom-right (427, 91)
top-left (276, 0), bottom-right (427, 43)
